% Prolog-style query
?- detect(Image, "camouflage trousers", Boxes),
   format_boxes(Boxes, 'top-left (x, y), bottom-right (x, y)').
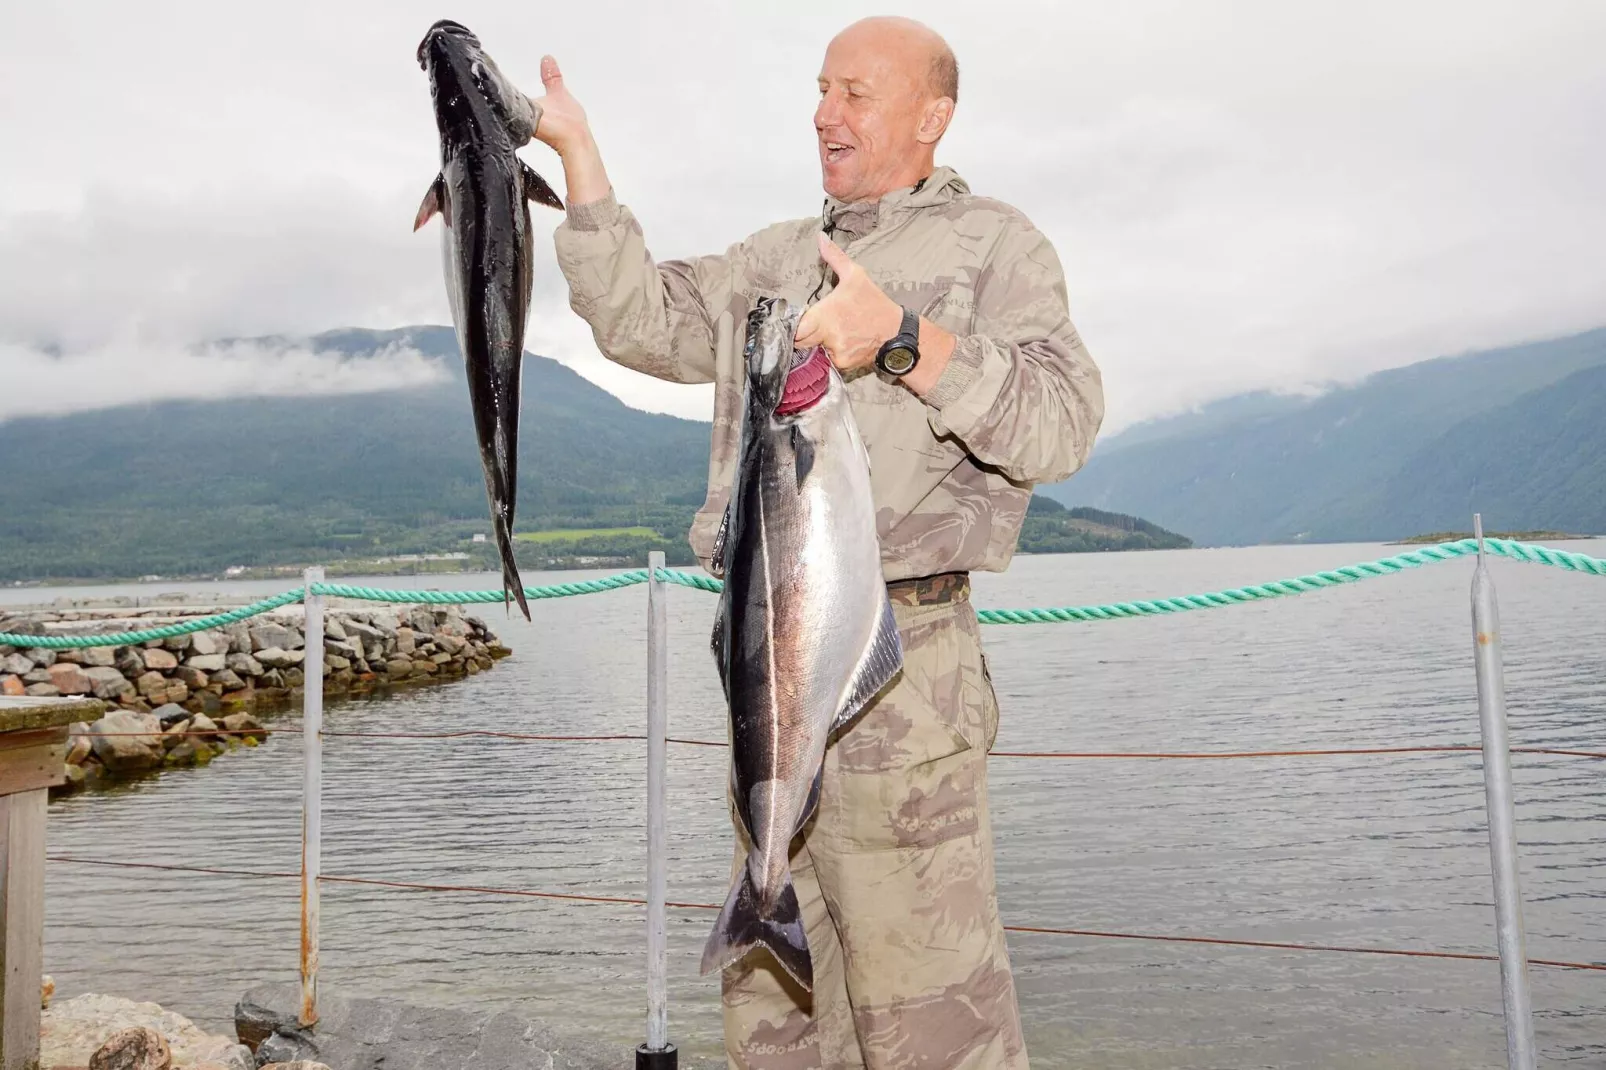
top-left (722, 577), bottom-right (1028, 1069)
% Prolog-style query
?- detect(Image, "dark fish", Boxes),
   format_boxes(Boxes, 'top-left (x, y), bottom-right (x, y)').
top-left (414, 19), bottom-right (563, 619)
top-left (700, 298), bottom-right (904, 990)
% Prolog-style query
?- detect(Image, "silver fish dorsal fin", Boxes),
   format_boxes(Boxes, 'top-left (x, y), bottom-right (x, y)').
top-left (833, 597), bottom-right (903, 734)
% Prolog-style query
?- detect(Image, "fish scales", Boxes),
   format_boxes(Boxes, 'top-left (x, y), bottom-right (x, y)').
top-left (702, 298), bottom-right (904, 990)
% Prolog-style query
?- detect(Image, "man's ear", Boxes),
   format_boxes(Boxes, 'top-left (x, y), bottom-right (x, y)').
top-left (916, 97), bottom-right (955, 146)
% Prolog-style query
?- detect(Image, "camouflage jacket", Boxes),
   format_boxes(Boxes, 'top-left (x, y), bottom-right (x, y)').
top-left (553, 166), bottom-right (1104, 582)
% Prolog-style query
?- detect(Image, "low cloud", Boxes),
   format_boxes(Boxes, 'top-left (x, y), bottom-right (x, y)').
top-left (0, 339), bottom-right (447, 423)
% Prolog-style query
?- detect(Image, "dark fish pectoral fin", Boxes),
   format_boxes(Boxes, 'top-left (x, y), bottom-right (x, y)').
top-left (700, 865), bottom-right (813, 991)
top-left (521, 162), bottom-right (564, 211)
top-left (413, 174), bottom-right (449, 231)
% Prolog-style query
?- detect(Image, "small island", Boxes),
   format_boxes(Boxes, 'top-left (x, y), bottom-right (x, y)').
top-left (1017, 496), bottom-right (1192, 553)
top-left (1390, 530), bottom-right (1594, 545)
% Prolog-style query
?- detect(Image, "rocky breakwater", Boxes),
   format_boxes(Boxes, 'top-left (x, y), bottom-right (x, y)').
top-left (0, 602), bottom-right (510, 792)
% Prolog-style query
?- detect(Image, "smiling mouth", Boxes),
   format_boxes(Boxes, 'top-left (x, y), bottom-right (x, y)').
top-left (822, 140), bottom-right (855, 165)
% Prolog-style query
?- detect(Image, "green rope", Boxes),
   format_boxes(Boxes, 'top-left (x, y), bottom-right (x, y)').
top-left (312, 571), bottom-right (649, 604)
top-left (3, 538), bottom-right (1601, 649)
top-left (0, 590), bottom-right (305, 650)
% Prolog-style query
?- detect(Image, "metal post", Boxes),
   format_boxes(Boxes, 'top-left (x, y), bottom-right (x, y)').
top-left (1470, 516), bottom-right (1537, 1070)
top-left (299, 567), bottom-right (325, 1029)
top-left (637, 552), bottom-right (677, 1068)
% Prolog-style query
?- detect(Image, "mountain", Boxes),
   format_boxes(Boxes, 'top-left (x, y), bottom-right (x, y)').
top-left (0, 327), bottom-right (711, 581)
top-left (1042, 327), bottom-right (1606, 545)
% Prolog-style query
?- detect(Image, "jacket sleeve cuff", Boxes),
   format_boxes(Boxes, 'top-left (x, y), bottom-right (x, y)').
top-left (563, 189), bottom-right (622, 232)
top-left (921, 333), bottom-right (990, 411)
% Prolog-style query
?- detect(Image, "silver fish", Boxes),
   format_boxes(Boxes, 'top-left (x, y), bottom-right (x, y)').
top-left (414, 19), bottom-right (563, 620)
top-left (700, 297), bottom-right (904, 990)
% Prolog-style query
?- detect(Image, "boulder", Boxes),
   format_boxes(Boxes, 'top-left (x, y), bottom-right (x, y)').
top-left (395, 627), bottom-right (416, 655)
top-left (55, 648), bottom-right (86, 665)
top-left (225, 652), bottom-right (263, 677)
top-left (185, 653), bottom-right (227, 672)
top-left (322, 636), bottom-right (360, 659)
top-left (161, 720), bottom-right (191, 747)
top-left (189, 713), bottom-right (221, 737)
top-left (141, 648), bottom-right (178, 672)
top-left (23, 668), bottom-right (52, 685)
top-left (25, 683), bottom-right (61, 697)
top-left (43, 992), bottom-right (253, 1070)
top-left (1, 652), bottom-right (32, 675)
top-left (249, 621), bottom-right (302, 652)
top-left (408, 608), bottom-right (437, 635)
top-left (66, 732), bottom-right (94, 766)
top-left (163, 681), bottom-right (189, 705)
top-left (284, 668), bottom-right (305, 688)
top-left (25, 647), bottom-right (56, 667)
top-left (412, 659), bottom-right (438, 676)
top-left (255, 647), bottom-right (304, 669)
top-left (164, 740), bottom-right (199, 765)
top-left (45, 662), bottom-right (93, 695)
top-left (61, 763), bottom-right (88, 790)
top-left (90, 711), bottom-right (163, 771)
top-left (85, 665), bottom-right (134, 700)
top-left (136, 671), bottom-right (168, 698)
top-left (175, 666), bottom-right (210, 690)
top-left (210, 668), bottom-right (245, 690)
top-left (225, 622), bottom-right (252, 654)
top-left (258, 669), bottom-right (286, 690)
top-left (151, 703), bottom-right (190, 728)
top-left (89, 1026), bottom-right (170, 1070)
top-left (435, 633), bottom-right (467, 655)
top-left (0, 674), bottom-right (23, 696)
top-left (384, 658), bottom-right (415, 678)
top-left (188, 629), bottom-right (226, 656)
top-left (324, 616), bottom-right (348, 640)
top-left (116, 647), bottom-right (146, 675)
top-left (220, 712), bottom-right (266, 741)
top-left (324, 654), bottom-right (351, 672)
top-left (161, 633), bottom-right (192, 653)
top-left (80, 645), bottom-right (118, 668)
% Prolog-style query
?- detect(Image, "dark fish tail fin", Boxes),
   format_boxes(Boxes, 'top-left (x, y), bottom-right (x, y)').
top-left (700, 864), bottom-right (812, 991)
top-left (521, 162), bottom-right (564, 211)
top-left (494, 512), bottom-right (530, 621)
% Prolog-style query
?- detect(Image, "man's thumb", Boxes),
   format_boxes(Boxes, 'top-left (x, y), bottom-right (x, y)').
top-left (817, 231), bottom-right (853, 273)
top-left (541, 55), bottom-right (564, 90)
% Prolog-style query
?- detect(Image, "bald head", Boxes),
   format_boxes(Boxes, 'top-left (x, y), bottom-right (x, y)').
top-left (814, 17), bottom-right (959, 203)
top-left (835, 17), bottom-right (958, 104)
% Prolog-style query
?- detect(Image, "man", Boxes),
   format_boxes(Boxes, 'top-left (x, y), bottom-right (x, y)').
top-left (532, 16), bottom-right (1103, 1068)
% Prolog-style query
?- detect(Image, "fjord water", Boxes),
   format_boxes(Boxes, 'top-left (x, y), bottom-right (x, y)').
top-left (34, 543), bottom-right (1606, 1067)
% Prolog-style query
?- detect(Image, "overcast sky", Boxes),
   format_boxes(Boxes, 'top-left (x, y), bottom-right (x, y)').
top-left (3, 1), bottom-right (1604, 433)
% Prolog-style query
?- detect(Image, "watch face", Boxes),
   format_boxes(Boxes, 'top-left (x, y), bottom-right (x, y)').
top-left (881, 345), bottom-right (917, 375)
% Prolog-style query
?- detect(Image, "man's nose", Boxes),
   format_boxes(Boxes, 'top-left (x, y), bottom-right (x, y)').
top-left (814, 88), bottom-right (842, 130)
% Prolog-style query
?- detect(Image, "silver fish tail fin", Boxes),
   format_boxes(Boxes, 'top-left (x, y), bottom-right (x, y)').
top-left (700, 864), bottom-right (812, 991)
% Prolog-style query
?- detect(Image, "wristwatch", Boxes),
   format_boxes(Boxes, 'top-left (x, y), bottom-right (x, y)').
top-left (874, 307), bottom-right (921, 377)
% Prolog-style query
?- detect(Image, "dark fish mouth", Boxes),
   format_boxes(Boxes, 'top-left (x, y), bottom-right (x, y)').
top-left (417, 19), bottom-right (479, 70)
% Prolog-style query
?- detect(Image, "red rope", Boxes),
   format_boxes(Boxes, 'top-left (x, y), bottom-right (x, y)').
top-left (84, 727), bottom-right (1605, 760)
top-left (45, 855), bottom-right (1605, 972)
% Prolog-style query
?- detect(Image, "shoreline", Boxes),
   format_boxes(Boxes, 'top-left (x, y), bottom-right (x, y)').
top-left (2, 601), bottom-right (510, 793)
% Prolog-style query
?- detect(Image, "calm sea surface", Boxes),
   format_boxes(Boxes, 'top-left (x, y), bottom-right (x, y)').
top-left (25, 542), bottom-right (1606, 1068)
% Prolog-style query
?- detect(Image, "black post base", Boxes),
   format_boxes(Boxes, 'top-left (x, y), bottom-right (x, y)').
top-left (636, 1042), bottom-right (678, 1069)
